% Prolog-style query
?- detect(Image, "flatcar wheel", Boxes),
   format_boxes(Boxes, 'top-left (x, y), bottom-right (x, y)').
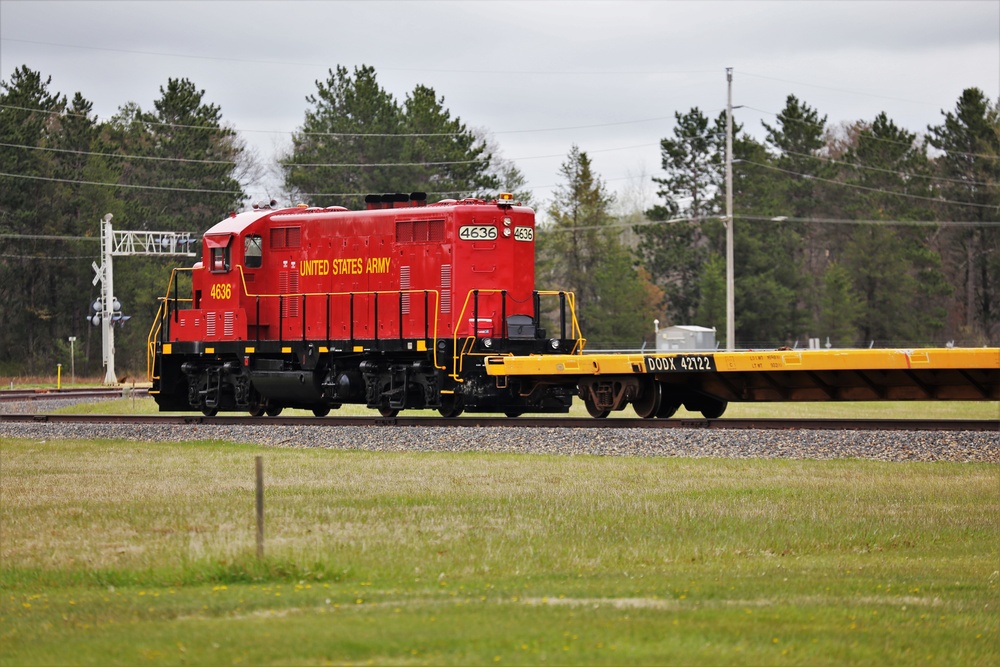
top-left (312, 407), bottom-right (331, 417)
top-left (379, 407), bottom-right (400, 418)
top-left (265, 406), bottom-right (283, 417)
top-left (700, 399), bottom-right (728, 420)
top-left (583, 394), bottom-right (610, 419)
top-left (656, 398), bottom-right (680, 419)
top-left (632, 381), bottom-right (662, 419)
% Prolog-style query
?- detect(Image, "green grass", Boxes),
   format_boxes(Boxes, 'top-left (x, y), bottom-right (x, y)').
top-left (1, 438), bottom-right (997, 665)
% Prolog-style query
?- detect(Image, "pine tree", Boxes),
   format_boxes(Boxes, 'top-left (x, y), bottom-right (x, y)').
top-left (284, 65), bottom-right (495, 208)
top-left (636, 108), bottom-right (726, 324)
top-left (838, 113), bottom-right (949, 344)
top-left (927, 88), bottom-right (1000, 344)
top-left (538, 146), bottom-right (659, 345)
top-left (0, 67), bottom-right (68, 369)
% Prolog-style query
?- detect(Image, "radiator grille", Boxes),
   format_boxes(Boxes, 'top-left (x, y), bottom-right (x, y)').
top-left (440, 264), bottom-right (451, 314)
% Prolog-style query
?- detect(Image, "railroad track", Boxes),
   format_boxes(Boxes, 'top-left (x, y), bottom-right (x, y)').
top-left (0, 387), bottom-right (148, 402)
top-left (0, 413), bottom-right (995, 431)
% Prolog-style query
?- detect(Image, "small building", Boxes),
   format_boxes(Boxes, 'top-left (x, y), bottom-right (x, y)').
top-left (657, 325), bottom-right (717, 351)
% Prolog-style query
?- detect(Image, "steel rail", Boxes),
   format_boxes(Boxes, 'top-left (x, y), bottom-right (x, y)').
top-left (0, 413), bottom-right (995, 432)
top-left (0, 387), bottom-right (149, 402)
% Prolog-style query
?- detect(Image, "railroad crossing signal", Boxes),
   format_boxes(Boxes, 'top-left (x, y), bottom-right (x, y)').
top-left (91, 214), bottom-right (196, 386)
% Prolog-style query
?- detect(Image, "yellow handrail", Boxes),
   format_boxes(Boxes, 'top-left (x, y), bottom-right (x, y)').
top-left (449, 289), bottom-right (585, 381)
top-left (146, 268), bottom-right (194, 382)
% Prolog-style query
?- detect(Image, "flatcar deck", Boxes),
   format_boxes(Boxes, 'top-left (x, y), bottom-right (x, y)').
top-left (486, 348), bottom-right (1000, 402)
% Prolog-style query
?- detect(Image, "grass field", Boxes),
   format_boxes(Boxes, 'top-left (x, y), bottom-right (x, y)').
top-left (1, 435), bottom-right (997, 666)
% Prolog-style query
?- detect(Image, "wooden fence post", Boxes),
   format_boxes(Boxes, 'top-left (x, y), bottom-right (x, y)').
top-left (255, 455), bottom-right (264, 560)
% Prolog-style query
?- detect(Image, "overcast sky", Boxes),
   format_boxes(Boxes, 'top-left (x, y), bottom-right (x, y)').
top-left (1, 0), bottom-right (997, 214)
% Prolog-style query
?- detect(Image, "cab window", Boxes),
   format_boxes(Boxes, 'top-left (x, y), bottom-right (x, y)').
top-left (244, 234), bottom-right (263, 269)
top-left (210, 246), bottom-right (230, 273)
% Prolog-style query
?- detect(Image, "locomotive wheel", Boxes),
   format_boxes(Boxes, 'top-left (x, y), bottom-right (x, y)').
top-left (632, 380), bottom-right (662, 419)
top-left (265, 406), bottom-right (283, 417)
top-left (201, 405), bottom-right (219, 417)
top-left (378, 407), bottom-right (400, 418)
top-left (312, 407), bottom-right (331, 417)
top-left (504, 410), bottom-right (523, 418)
top-left (438, 394), bottom-right (464, 418)
top-left (248, 395), bottom-right (266, 417)
top-left (583, 393), bottom-right (610, 419)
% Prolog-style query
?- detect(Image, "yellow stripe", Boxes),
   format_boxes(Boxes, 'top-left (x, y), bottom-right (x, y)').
top-left (205, 347), bottom-right (215, 354)
top-left (282, 347), bottom-right (292, 354)
top-left (245, 347), bottom-right (255, 354)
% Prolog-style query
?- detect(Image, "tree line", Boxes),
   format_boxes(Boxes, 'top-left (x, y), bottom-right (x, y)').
top-left (0, 63), bottom-right (996, 376)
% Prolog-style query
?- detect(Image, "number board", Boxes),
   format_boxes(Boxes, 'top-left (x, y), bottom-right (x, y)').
top-left (643, 354), bottom-right (716, 373)
top-left (513, 226), bottom-right (534, 242)
top-left (458, 225), bottom-right (498, 241)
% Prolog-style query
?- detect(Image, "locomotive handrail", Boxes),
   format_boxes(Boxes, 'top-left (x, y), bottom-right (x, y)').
top-left (146, 267), bottom-right (195, 383)
top-left (233, 265), bottom-right (447, 370)
top-left (449, 289), bottom-right (585, 381)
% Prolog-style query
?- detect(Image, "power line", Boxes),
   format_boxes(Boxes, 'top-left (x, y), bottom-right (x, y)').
top-left (0, 171), bottom-right (243, 195)
top-left (0, 142), bottom-right (239, 165)
top-left (739, 160), bottom-right (1000, 210)
top-left (775, 148), bottom-right (995, 188)
top-left (0, 254), bottom-right (96, 260)
top-left (741, 105), bottom-right (999, 161)
top-left (2, 36), bottom-right (718, 77)
top-left (740, 71), bottom-right (933, 107)
top-left (0, 138), bottom-right (658, 171)
top-left (735, 214), bottom-right (996, 227)
top-left (0, 102), bottom-right (674, 139)
top-left (0, 233), bottom-right (98, 242)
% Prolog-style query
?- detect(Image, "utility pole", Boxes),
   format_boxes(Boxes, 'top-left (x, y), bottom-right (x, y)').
top-left (725, 67), bottom-right (736, 352)
top-left (91, 214), bottom-right (196, 386)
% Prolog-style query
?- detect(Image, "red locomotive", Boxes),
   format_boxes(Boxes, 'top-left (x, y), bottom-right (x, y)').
top-left (148, 192), bottom-right (583, 417)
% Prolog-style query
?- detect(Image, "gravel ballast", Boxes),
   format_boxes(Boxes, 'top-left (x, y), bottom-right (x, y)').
top-left (1, 406), bottom-right (996, 463)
